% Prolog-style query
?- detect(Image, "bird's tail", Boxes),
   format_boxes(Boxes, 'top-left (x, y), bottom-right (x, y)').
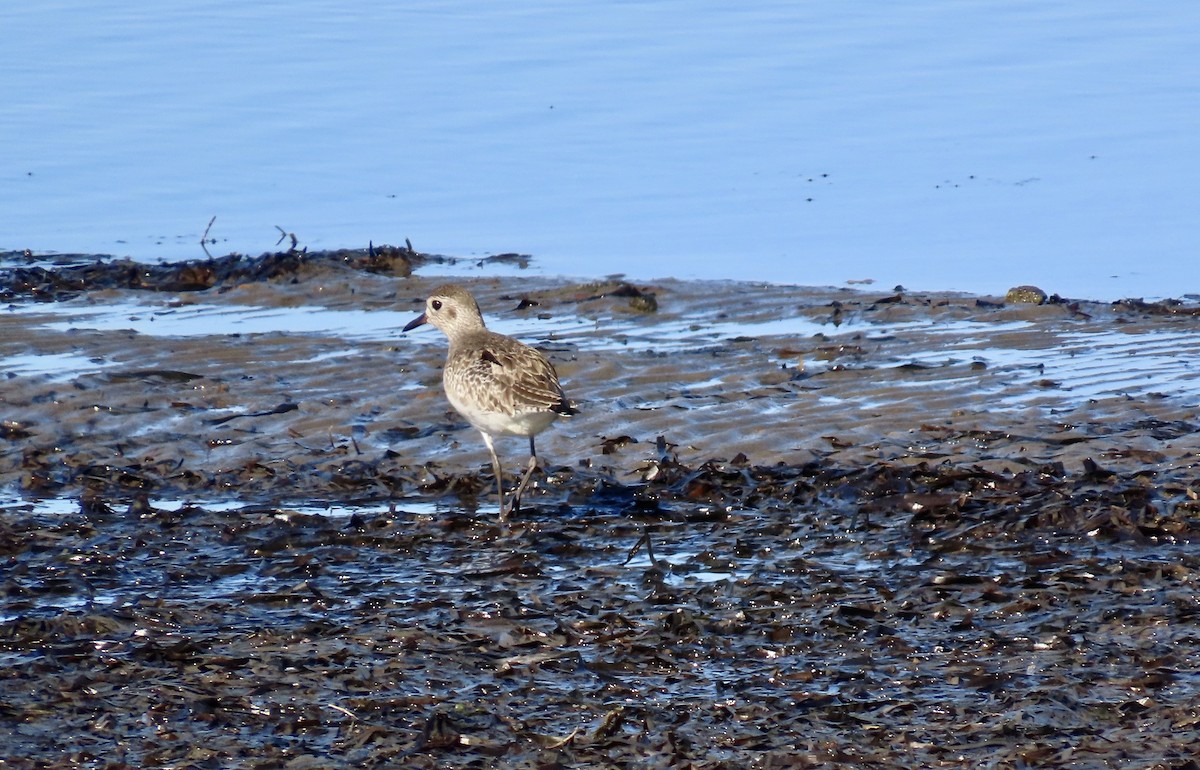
top-left (551, 398), bottom-right (579, 417)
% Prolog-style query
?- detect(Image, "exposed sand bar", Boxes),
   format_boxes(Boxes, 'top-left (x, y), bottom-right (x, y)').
top-left (3, 250), bottom-right (1200, 505)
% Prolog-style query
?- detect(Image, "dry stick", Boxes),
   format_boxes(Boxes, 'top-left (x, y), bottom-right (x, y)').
top-left (325, 703), bottom-right (359, 721)
top-left (199, 215), bottom-right (217, 258)
top-left (274, 225), bottom-right (299, 252)
top-left (622, 527), bottom-right (661, 569)
top-left (622, 532), bottom-right (646, 566)
top-left (543, 727), bottom-right (582, 749)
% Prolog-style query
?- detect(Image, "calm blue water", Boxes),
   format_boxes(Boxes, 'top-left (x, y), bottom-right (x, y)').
top-left (3, 1), bottom-right (1199, 299)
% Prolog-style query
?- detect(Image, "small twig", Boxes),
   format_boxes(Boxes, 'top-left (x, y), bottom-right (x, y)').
top-left (274, 225), bottom-right (299, 252)
top-left (622, 532), bottom-right (645, 565)
top-left (326, 702), bottom-right (359, 721)
top-left (622, 526), bottom-right (661, 569)
top-left (200, 216), bottom-right (217, 258)
top-left (543, 727), bottom-right (581, 749)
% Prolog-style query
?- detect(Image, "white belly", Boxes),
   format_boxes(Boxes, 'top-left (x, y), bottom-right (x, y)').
top-left (447, 392), bottom-right (559, 437)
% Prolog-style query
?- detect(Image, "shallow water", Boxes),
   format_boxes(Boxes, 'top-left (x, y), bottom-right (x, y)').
top-left (8, 274), bottom-right (1200, 418)
top-left (4, 1), bottom-right (1200, 298)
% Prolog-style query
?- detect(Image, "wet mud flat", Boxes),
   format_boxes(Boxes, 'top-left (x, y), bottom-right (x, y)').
top-left (3, 248), bottom-right (1200, 768)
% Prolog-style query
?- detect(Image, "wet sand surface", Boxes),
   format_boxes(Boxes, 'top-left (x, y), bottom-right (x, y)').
top-left (2, 249), bottom-right (1200, 767)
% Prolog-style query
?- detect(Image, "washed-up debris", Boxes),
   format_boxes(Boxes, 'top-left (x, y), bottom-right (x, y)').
top-left (4, 255), bottom-right (1200, 767)
top-left (2, 453), bottom-right (1198, 767)
top-left (0, 244), bottom-right (528, 301)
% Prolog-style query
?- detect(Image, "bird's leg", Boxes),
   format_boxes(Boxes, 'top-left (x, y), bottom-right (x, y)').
top-left (510, 436), bottom-right (540, 515)
top-left (480, 432), bottom-right (507, 522)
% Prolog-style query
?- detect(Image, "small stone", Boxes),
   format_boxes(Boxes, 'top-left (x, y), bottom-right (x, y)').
top-left (629, 294), bottom-right (658, 313)
top-left (1005, 285), bottom-right (1047, 304)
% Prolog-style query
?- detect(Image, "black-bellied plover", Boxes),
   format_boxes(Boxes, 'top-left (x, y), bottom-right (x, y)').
top-left (403, 284), bottom-right (575, 521)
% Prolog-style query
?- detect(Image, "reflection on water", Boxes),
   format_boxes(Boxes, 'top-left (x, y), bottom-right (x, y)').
top-left (0, 351), bottom-right (115, 380)
top-left (0, 492), bottom-right (450, 519)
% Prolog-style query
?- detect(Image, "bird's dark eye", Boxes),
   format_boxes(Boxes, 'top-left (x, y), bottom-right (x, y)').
top-left (431, 299), bottom-right (442, 311)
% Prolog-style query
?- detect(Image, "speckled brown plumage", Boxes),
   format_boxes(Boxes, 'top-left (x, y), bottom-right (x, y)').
top-left (404, 283), bottom-right (575, 520)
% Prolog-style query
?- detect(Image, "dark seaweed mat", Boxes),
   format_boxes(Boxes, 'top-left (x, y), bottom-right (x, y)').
top-left (5, 246), bottom-right (1200, 317)
top-left (3, 456), bottom-right (1200, 769)
top-left (0, 245), bottom-right (529, 301)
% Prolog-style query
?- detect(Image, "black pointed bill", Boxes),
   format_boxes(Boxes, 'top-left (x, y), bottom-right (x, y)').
top-left (403, 313), bottom-right (428, 332)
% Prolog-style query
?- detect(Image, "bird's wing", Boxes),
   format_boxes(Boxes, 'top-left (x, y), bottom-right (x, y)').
top-left (448, 339), bottom-right (571, 416)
